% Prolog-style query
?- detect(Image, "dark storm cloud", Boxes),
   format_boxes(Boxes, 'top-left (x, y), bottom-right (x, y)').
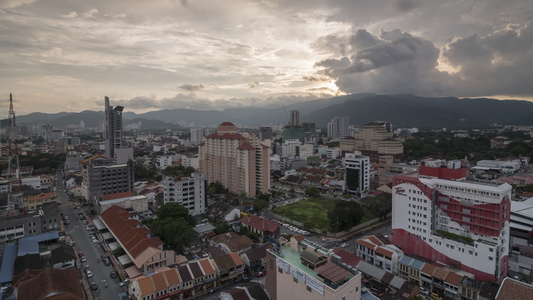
top-left (302, 76), bottom-right (328, 82)
top-left (393, 0), bottom-right (421, 12)
top-left (179, 84), bottom-right (205, 91)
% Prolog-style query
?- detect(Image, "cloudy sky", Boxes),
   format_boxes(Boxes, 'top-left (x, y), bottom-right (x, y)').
top-left (1, 0), bottom-right (532, 115)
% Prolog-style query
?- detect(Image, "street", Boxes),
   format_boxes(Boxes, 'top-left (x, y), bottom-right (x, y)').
top-left (58, 170), bottom-right (126, 299)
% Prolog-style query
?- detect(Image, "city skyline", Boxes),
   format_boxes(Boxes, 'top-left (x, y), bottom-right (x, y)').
top-left (1, 0), bottom-right (532, 116)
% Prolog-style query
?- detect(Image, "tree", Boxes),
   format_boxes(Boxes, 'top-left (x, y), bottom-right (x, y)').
top-left (208, 181), bottom-right (224, 195)
top-left (305, 186), bottom-right (320, 198)
top-left (253, 198), bottom-right (269, 212)
top-left (213, 221), bottom-right (231, 235)
top-left (157, 202), bottom-right (196, 226)
top-left (328, 201), bottom-right (364, 231)
top-left (361, 193), bottom-right (392, 220)
top-left (143, 203), bottom-right (197, 252)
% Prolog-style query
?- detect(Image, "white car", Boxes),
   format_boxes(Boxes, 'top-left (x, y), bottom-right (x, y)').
top-left (86, 270), bottom-right (93, 278)
top-left (341, 243), bottom-right (348, 248)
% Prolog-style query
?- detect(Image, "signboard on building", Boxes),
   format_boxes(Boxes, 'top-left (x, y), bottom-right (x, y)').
top-left (290, 265), bottom-right (306, 283)
top-left (306, 275), bottom-right (324, 295)
top-left (276, 257), bottom-right (290, 273)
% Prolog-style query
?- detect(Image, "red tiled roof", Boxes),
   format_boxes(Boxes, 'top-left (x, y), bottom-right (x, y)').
top-left (432, 267), bottom-right (449, 281)
top-left (205, 133), bottom-right (245, 140)
top-left (333, 249), bottom-right (363, 268)
top-left (240, 216), bottom-right (280, 233)
top-left (100, 205), bottom-right (163, 261)
top-left (238, 143), bottom-right (255, 150)
top-left (445, 272), bottom-right (463, 286)
top-left (219, 122), bottom-right (236, 126)
top-left (17, 268), bottom-right (84, 300)
top-left (315, 262), bottom-right (351, 283)
top-left (421, 263), bottom-right (436, 275)
top-left (496, 278), bottom-right (533, 300)
top-left (293, 235), bottom-right (305, 242)
top-left (375, 247), bottom-right (393, 258)
top-left (103, 191), bottom-right (134, 200)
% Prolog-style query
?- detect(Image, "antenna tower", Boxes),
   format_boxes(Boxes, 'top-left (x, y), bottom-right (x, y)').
top-left (6, 93), bottom-right (24, 210)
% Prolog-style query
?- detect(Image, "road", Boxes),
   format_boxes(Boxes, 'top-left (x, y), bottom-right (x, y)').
top-left (58, 170), bottom-right (126, 299)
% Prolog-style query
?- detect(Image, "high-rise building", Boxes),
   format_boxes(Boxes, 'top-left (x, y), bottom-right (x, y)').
top-left (190, 127), bottom-right (204, 146)
top-left (391, 159), bottom-right (511, 281)
top-left (343, 152), bottom-right (371, 194)
top-left (327, 116), bottom-right (350, 141)
top-left (198, 122), bottom-right (270, 197)
top-left (162, 172), bottom-right (207, 216)
top-left (81, 155), bottom-right (134, 205)
top-left (290, 110), bottom-right (300, 126)
top-left (104, 96), bottom-right (124, 159)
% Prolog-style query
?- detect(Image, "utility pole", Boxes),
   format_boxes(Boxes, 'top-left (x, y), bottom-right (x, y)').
top-left (6, 93), bottom-right (24, 211)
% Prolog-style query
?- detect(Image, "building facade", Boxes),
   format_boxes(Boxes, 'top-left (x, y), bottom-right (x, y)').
top-left (327, 116), bottom-right (350, 141)
top-left (81, 155), bottom-right (134, 205)
top-left (391, 160), bottom-right (511, 281)
top-left (162, 172), bottom-right (207, 216)
top-left (198, 122), bottom-right (270, 197)
top-left (343, 152), bottom-right (371, 194)
top-left (104, 96), bottom-right (124, 159)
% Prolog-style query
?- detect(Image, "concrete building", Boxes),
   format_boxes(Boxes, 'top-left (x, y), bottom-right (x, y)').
top-left (265, 237), bottom-right (362, 300)
top-left (281, 139), bottom-right (300, 158)
top-left (24, 192), bottom-right (57, 210)
top-left (182, 155), bottom-right (199, 169)
top-left (343, 152), bottom-right (371, 194)
top-left (198, 122), bottom-right (270, 197)
top-left (351, 121), bottom-right (403, 157)
top-left (191, 127), bottom-right (204, 145)
top-left (104, 96), bottom-right (124, 159)
top-left (98, 192), bottom-right (149, 214)
top-left (81, 155), bottom-right (134, 205)
top-left (65, 153), bottom-right (83, 171)
top-left (290, 110), bottom-right (300, 126)
top-left (162, 172), bottom-right (207, 216)
top-left (355, 234), bottom-right (403, 274)
top-left (327, 116), bottom-right (350, 141)
top-left (391, 159), bottom-right (511, 281)
top-left (0, 202), bottom-right (60, 240)
top-left (156, 155), bottom-right (174, 170)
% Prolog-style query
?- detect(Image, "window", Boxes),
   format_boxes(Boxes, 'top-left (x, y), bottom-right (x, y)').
top-left (489, 257), bottom-right (493, 261)
top-left (307, 286), bottom-right (312, 292)
top-left (293, 277), bottom-right (298, 283)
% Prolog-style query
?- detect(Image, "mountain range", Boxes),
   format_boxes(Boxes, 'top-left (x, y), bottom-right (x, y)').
top-left (15, 94), bottom-right (533, 130)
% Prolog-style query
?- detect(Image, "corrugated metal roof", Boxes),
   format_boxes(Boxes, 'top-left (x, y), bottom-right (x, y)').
top-left (0, 244), bottom-right (17, 283)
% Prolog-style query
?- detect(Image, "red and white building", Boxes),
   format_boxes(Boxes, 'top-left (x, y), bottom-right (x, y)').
top-left (391, 159), bottom-right (511, 282)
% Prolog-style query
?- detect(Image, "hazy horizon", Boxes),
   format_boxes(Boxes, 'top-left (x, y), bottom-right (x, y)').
top-left (1, 0), bottom-right (532, 116)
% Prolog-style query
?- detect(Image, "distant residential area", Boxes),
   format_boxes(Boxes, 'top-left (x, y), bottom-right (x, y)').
top-left (3, 98), bottom-right (533, 300)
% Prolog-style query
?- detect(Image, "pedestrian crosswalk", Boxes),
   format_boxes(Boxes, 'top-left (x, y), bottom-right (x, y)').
top-left (60, 202), bottom-right (75, 207)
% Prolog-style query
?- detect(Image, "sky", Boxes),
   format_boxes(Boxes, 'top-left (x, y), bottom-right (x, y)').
top-left (1, 0), bottom-right (532, 116)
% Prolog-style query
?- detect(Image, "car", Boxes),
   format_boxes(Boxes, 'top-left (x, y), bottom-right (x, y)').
top-left (85, 264), bottom-right (90, 271)
top-left (93, 239), bottom-right (103, 244)
top-left (81, 256), bottom-right (87, 262)
top-left (101, 254), bottom-right (109, 261)
top-left (86, 225), bottom-right (95, 231)
top-left (256, 271), bottom-right (266, 277)
top-left (104, 259), bottom-right (110, 266)
top-left (90, 282), bottom-right (98, 291)
top-left (86, 270), bottom-right (93, 278)
top-left (341, 243), bottom-right (348, 248)
top-left (322, 238), bottom-right (330, 243)
top-left (110, 271), bottom-right (118, 279)
top-left (120, 278), bottom-right (130, 287)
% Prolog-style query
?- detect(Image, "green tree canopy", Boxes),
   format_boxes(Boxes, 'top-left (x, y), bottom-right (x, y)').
top-left (360, 193), bottom-right (392, 220)
top-left (162, 165), bottom-right (196, 177)
top-left (305, 186), bottom-right (321, 198)
top-left (144, 203), bottom-right (196, 252)
top-left (156, 202), bottom-right (196, 226)
top-left (328, 201), bottom-right (364, 232)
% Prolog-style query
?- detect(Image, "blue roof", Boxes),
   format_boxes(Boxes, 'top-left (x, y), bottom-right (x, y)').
top-left (398, 255), bottom-right (413, 266)
top-left (409, 258), bottom-right (426, 270)
top-left (0, 244), bottom-right (18, 284)
top-left (20, 231), bottom-right (59, 242)
top-left (18, 231), bottom-right (59, 256)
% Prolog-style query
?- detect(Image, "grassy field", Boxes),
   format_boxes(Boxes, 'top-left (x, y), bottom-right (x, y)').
top-left (273, 197), bottom-right (339, 233)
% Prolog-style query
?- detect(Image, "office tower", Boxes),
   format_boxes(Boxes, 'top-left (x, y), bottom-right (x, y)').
top-left (81, 155), bottom-right (134, 205)
top-left (343, 152), bottom-right (371, 194)
top-left (290, 110), bottom-right (300, 126)
top-left (190, 127), bottom-right (204, 145)
top-left (104, 96), bottom-right (124, 159)
top-left (198, 122), bottom-right (270, 197)
top-left (391, 159), bottom-right (511, 281)
top-left (327, 116), bottom-right (350, 141)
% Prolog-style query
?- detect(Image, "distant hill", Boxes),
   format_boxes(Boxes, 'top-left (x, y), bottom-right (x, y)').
top-left (13, 94), bottom-right (533, 129)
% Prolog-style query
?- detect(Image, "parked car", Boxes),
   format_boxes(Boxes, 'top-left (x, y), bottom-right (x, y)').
top-left (110, 271), bottom-right (118, 279)
top-left (120, 278), bottom-right (130, 287)
top-left (86, 270), bottom-right (93, 278)
top-left (104, 259), bottom-right (110, 266)
top-left (86, 225), bottom-right (95, 231)
top-left (256, 271), bottom-right (266, 277)
top-left (90, 282), bottom-right (98, 290)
